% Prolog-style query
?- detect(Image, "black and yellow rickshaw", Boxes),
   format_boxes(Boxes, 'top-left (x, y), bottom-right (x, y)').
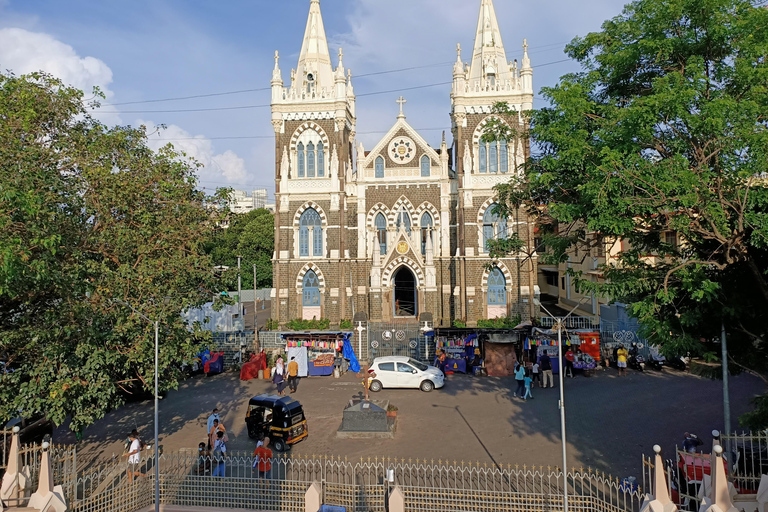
top-left (245, 394), bottom-right (308, 452)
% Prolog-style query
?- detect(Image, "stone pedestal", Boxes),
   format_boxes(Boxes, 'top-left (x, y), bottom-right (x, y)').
top-left (337, 400), bottom-right (395, 438)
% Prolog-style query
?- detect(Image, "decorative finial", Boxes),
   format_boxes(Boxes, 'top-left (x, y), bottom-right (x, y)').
top-left (12, 426), bottom-right (20, 434)
top-left (274, 50), bottom-right (279, 67)
top-left (523, 38), bottom-right (528, 52)
top-left (712, 429), bottom-right (720, 438)
top-left (456, 43), bottom-right (462, 60)
top-left (653, 445), bottom-right (661, 454)
top-left (396, 96), bottom-right (407, 119)
top-left (42, 441), bottom-right (50, 450)
top-left (714, 445), bottom-right (723, 455)
top-left (339, 47), bottom-right (343, 61)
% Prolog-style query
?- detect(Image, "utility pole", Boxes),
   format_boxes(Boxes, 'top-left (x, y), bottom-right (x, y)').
top-left (237, 256), bottom-right (242, 330)
top-left (722, 322), bottom-right (731, 434)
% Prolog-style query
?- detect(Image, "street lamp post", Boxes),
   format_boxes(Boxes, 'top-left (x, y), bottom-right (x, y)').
top-left (115, 300), bottom-right (162, 512)
top-left (537, 298), bottom-right (590, 512)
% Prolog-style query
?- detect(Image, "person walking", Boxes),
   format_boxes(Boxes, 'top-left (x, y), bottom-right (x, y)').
top-left (540, 353), bottom-right (553, 388)
top-left (208, 418), bottom-right (226, 450)
top-left (123, 431), bottom-right (145, 480)
top-left (273, 357), bottom-right (286, 396)
top-left (196, 442), bottom-right (211, 475)
top-left (253, 436), bottom-right (273, 479)
top-left (212, 431), bottom-right (227, 477)
top-left (287, 356), bottom-right (299, 393)
top-left (524, 371), bottom-right (534, 400)
top-left (531, 361), bottom-right (541, 388)
top-left (616, 344), bottom-right (628, 377)
top-left (513, 362), bottom-right (526, 399)
top-left (206, 408), bottom-right (220, 433)
top-left (564, 347), bottom-right (575, 378)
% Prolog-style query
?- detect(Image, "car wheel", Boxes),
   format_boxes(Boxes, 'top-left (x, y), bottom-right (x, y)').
top-left (420, 380), bottom-right (434, 392)
top-left (369, 380), bottom-right (383, 392)
top-left (273, 439), bottom-right (286, 452)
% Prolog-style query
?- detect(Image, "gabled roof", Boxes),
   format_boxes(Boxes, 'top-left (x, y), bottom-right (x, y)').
top-left (362, 116), bottom-right (441, 168)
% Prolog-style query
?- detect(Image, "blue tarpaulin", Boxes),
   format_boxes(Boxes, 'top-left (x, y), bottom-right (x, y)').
top-left (343, 334), bottom-right (361, 373)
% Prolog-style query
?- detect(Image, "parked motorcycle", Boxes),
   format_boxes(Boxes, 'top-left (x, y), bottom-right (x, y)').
top-left (667, 354), bottom-right (690, 371)
top-left (647, 347), bottom-right (665, 371)
top-left (628, 343), bottom-right (646, 371)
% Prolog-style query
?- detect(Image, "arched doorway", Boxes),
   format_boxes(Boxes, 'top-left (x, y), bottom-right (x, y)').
top-left (393, 267), bottom-right (417, 317)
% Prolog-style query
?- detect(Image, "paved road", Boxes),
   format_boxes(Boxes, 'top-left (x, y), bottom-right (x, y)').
top-left (55, 366), bottom-right (764, 479)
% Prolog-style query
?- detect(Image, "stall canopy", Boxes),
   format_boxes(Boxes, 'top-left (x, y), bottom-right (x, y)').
top-left (280, 332), bottom-right (360, 374)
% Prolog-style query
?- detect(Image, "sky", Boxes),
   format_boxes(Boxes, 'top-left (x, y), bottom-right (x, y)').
top-left (0, 0), bottom-right (629, 201)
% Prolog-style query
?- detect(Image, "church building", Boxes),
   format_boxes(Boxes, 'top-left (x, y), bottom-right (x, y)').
top-left (270, 0), bottom-right (539, 327)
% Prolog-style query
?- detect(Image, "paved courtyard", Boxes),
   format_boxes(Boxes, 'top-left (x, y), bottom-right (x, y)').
top-left (55, 367), bottom-right (764, 479)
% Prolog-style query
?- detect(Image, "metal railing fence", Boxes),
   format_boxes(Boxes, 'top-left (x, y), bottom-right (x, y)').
top-left (641, 433), bottom-right (768, 512)
top-left (43, 451), bottom-right (643, 512)
top-left (540, 316), bottom-right (599, 330)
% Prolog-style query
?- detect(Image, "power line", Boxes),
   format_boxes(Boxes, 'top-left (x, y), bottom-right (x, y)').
top-left (151, 127), bottom-right (448, 142)
top-left (89, 42), bottom-right (573, 108)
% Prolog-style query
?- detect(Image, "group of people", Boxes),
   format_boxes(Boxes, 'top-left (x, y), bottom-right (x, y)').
top-left (271, 356), bottom-right (300, 396)
top-left (512, 352), bottom-right (556, 401)
top-left (196, 408), bottom-right (275, 479)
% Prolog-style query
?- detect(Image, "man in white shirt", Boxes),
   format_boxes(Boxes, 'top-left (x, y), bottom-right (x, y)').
top-left (207, 408), bottom-right (220, 433)
top-left (123, 432), bottom-right (145, 480)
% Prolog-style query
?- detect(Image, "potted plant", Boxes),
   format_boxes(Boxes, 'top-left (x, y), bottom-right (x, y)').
top-left (387, 404), bottom-right (398, 419)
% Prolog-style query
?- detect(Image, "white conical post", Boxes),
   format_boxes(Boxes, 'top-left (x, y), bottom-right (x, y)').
top-left (0, 426), bottom-right (28, 503)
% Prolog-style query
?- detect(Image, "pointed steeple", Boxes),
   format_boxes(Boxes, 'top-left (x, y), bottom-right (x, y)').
top-left (469, 0), bottom-right (510, 82)
top-left (295, 0), bottom-right (334, 92)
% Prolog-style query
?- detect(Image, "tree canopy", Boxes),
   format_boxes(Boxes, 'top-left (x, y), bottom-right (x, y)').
top-left (0, 72), bottom-right (228, 431)
top-left (495, 0), bottom-right (768, 425)
top-left (204, 207), bottom-right (274, 291)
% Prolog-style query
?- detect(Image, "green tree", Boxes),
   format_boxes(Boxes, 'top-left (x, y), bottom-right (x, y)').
top-left (496, 0), bottom-right (768, 424)
top-left (0, 72), bottom-right (228, 431)
top-left (205, 207), bottom-right (274, 290)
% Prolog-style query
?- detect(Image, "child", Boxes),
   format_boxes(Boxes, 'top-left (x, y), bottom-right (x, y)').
top-left (524, 371), bottom-right (534, 401)
top-left (531, 361), bottom-right (541, 388)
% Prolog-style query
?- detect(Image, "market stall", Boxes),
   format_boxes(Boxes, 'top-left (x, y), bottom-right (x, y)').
top-left (527, 328), bottom-right (601, 374)
top-left (281, 332), bottom-right (356, 377)
top-left (434, 333), bottom-right (477, 374)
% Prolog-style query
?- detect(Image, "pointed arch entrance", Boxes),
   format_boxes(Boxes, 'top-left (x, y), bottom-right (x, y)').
top-left (393, 267), bottom-right (417, 317)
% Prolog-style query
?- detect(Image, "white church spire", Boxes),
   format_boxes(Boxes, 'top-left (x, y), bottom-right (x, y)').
top-left (295, 0), bottom-right (334, 94)
top-left (469, 0), bottom-right (510, 83)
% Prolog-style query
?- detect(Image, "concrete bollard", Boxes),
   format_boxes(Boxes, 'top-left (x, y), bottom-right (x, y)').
top-left (0, 426), bottom-right (29, 505)
top-left (389, 484), bottom-right (405, 512)
top-left (305, 481), bottom-right (322, 512)
top-left (27, 441), bottom-right (67, 512)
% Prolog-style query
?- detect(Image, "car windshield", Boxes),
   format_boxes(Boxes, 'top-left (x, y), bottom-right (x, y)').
top-left (409, 359), bottom-right (428, 371)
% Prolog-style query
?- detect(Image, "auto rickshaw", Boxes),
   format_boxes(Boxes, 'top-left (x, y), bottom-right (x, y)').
top-left (245, 394), bottom-right (308, 452)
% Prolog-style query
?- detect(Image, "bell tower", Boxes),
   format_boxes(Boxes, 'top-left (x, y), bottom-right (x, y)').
top-left (450, 0), bottom-right (537, 323)
top-left (270, 0), bottom-right (357, 326)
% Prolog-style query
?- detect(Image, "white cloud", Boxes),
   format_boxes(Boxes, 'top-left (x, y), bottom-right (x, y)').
top-left (0, 27), bottom-right (122, 125)
top-left (139, 121), bottom-right (249, 188)
top-left (0, 26), bottom-right (252, 190)
top-left (0, 27), bottom-right (114, 97)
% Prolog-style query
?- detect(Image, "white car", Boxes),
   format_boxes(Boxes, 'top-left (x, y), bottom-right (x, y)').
top-left (369, 356), bottom-right (444, 392)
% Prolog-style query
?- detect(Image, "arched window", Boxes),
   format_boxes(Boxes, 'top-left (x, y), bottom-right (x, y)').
top-left (482, 203), bottom-right (507, 253)
top-left (396, 210), bottom-right (411, 233)
top-left (420, 155), bottom-right (430, 177)
top-left (299, 208), bottom-right (323, 257)
top-left (420, 212), bottom-right (433, 255)
top-left (375, 156), bottom-right (384, 178)
top-left (487, 267), bottom-right (507, 305)
top-left (297, 143), bottom-right (305, 178)
top-left (499, 139), bottom-right (508, 173)
top-left (375, 213), bottom-right (387, 255)
top-left (489, 141), bottom-right (498, 174)
top-left (302, 270), bottom-right (320, 306)
top-left (317, 142), bottom-right (325, 177)
top-left (307, 142), bottom-right (315, 178)
top-left (479, 144), bottom-right (487, 173)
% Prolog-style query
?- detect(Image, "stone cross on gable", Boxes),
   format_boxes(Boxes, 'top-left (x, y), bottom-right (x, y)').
top-left (396, 96), bottom-right (407, 119)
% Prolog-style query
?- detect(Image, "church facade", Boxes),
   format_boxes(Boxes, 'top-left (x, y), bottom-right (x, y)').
top-left (270, 0), bottom-right (539, 327)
